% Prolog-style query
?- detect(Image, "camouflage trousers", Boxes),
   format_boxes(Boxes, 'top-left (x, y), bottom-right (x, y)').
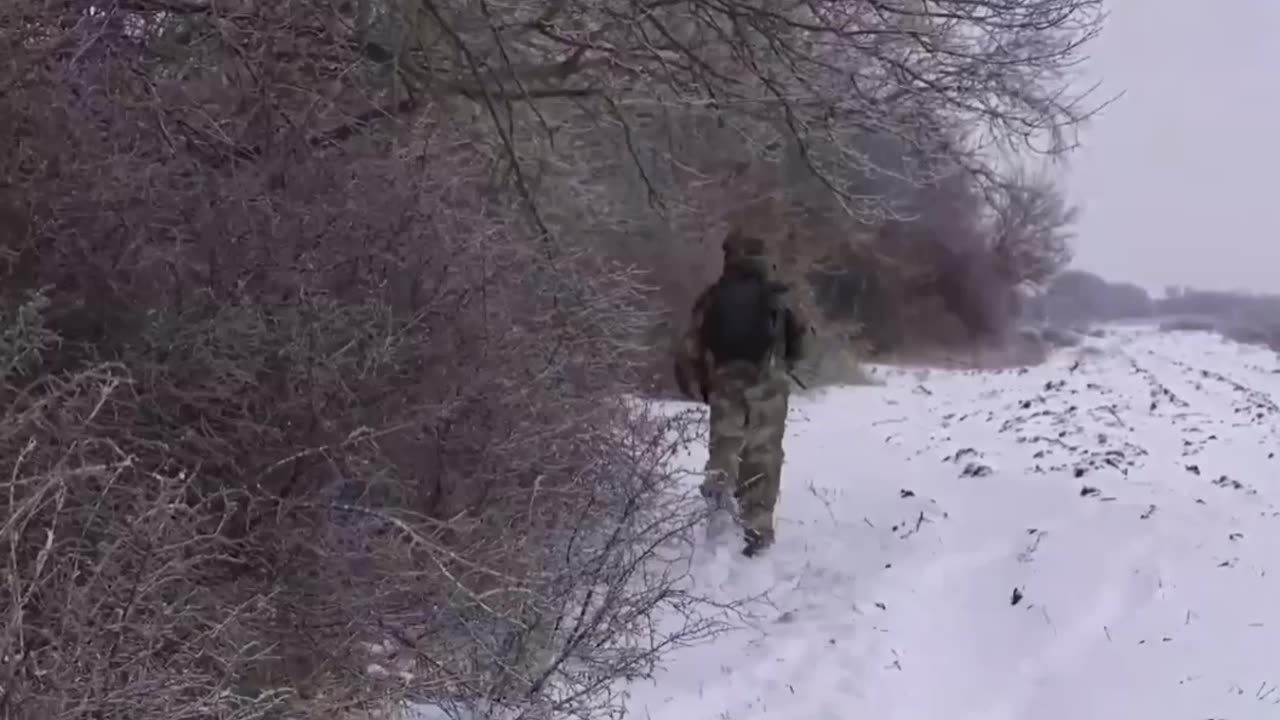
top-left (701, 364), bottom-right (791, 544)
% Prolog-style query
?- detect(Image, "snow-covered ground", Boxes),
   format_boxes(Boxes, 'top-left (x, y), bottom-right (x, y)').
top-left (623, 325), bottom-right (1280, 720)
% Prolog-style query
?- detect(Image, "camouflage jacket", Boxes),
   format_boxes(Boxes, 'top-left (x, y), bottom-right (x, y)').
top-left (673, 279), bottom-right (808, 403)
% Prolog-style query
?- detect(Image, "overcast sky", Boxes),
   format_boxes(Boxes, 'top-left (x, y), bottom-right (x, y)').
top-left (1065, 0), bottom-right (1280, 294)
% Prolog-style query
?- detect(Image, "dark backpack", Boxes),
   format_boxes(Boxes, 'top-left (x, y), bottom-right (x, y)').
top-left (700, 273), bottom-right (787, 366)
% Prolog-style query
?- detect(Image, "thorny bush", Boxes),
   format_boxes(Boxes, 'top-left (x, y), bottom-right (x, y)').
top-left (1, 2), bottom-right (719, 719)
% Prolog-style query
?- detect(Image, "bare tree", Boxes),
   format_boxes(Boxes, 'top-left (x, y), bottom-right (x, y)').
top-left (61, 0), bottom-right (1107, 318)
top-left (989, 170), bottom-right (1080, 288)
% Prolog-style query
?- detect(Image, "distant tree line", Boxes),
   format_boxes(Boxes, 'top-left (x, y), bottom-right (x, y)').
top-left (1026, 271), bottom-right (1280, 352)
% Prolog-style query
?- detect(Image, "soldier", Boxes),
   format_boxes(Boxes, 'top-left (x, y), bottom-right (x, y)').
top-left (674, 225), bottom-right (808, 557)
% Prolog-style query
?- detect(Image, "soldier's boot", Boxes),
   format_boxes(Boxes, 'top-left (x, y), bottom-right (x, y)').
top-left (736, 383), bottom-right (787, 558)
top-left (741, 525), bottom-right (775, 557)
top-left (736, 470), bottom-right (780, 557)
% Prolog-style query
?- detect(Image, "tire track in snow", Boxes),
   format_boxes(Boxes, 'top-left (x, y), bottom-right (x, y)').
top-left (1123, 337), bottom-right (1280, 509)
top-left (848, 330), bottom-right (1280, 718)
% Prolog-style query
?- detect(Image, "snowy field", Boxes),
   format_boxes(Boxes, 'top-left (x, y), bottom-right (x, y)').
top-left (621, 325), bottom-right (1280, 720)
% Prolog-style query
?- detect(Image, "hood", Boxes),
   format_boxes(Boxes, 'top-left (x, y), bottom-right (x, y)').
top-left (721, 229), bottom-right (773, 276)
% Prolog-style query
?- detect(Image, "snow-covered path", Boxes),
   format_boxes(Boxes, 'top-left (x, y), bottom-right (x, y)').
top-left (625, 326), bottom-right (1280, 720)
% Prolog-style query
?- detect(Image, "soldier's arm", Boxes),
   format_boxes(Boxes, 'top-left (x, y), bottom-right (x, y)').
top-left (673, 285), bottom-right (714, 402)
top-left (782, 304), bottom-right (809, 370)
